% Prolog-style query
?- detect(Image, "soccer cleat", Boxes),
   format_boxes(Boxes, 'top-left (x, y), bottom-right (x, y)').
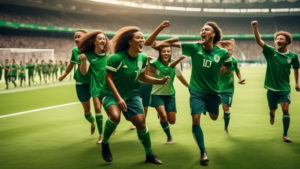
top-left (91, 122), bottom-right (96, 135)
top-left (130, 124), bottom-right (136, 130)
top-left (283, 136), bottom-right (291, 143)
top-left (97, 135), bottom-right (103, 144)
top-left (146, 154), bottom-right (162, 164)
top-left (224, 129), bottom-right (229, 135)
top-left (102, 143), bottom-right (113, 162)
top-left (270, 113), bottom-right (275, 125)
top-left (166, 137), bottom-right (173, 144)
top-left (200, 151), bottom-right (209, 163)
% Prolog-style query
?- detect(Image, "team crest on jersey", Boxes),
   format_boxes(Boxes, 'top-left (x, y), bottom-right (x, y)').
top-left (287, 58), bottom-right (291, 64)
top-left (138, 61), bottom-right (143, 69)
top-left (214, 55), bottom-right (220, 63)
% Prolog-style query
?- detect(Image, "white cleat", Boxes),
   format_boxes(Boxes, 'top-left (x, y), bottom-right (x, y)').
top-left (166, 137), bottom-right (173, 144)
top-left (200, 151), bottom-right (209, 163)
top-left (224, 129), bottom-right (229, 135)
top-left (283, 136), bottom-right (291, 143)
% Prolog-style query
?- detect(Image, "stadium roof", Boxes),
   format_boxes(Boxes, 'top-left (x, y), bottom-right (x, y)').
top-left (1, 0), bottom-right (300, 17)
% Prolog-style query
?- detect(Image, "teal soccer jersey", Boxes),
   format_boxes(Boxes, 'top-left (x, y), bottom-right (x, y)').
top-left (101, 50), bottom-right (148, 100)
top-left (263, 44), bottom-right (300, 92)
top-left (219, 57), bottom-right (240, 93)
top-left (181, 42), bottom-right (233, 94)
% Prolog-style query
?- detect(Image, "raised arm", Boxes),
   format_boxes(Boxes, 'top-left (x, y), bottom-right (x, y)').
top-left (78, 54), bottom-right (90, 75)
top-left (251, 20), bottom-right (265, 49)
top-left (138, 67), bottom-right (169, 85)
top-left (144, 20), bottom-right (170, 46)
top-left (294, 69), bottom-right (300, 92)
top-left (170, 55), bottom-right (187, 68)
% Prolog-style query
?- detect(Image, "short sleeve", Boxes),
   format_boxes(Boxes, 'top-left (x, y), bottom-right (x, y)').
top-left (181, 43), bottom-right (195, 57)
top-left (105, 54), bottom-right (122, 74)
top-left (142, 53), bottom-right (148, 70)
top-left (233, 59), bottom-right (240, 72)
top-left (175, 64), bottom-right (182, 76)
top-left (70, 48), bottom-right (81, 64)
top-left (262, 44), bottom-right (275, 60)
top-left (223, 52), bottom-right (233, 70)
top-left (149, 59), bottom-right (158, 69)
top-left (292, 55), bottom-right (300, 69)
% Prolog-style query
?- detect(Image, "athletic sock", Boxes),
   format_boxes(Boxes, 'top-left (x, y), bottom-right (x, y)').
top-left (224, 111), bottom-right (231, 130)
top-left (160, 121), bottom-right (172, 139)
top-left (270, 112), bottom-right (275, 118)
top-left (84, 112), bottom-right (95, 124)
top-left (192, 124), bottom-right (206, 154)
top-left (137, 126), bottom-right (153, 155)
top-left (283, 114), bottom-right (290, 136)
top-left (95, 113), bottom-right (103, 135)
top-left (103, 119), bottom-right (119, 144)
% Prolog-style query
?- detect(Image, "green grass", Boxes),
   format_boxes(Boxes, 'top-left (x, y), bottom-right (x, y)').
top-left (1, 66), bottom-right (300, 169)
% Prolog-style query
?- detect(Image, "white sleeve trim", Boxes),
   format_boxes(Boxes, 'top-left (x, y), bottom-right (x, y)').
top-left (106, 61), bottom-right (122, 72)
top-left (224, 57), bottom-right (232, 63)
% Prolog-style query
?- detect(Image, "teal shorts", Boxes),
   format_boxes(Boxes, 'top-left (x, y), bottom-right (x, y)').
top-left (267, 90), bottom-right (291, 110)
top-left (140, 83), bottom-right (152, 107)
top-left (76, 83), bottom-right (91, 102)
top-left (151, 94), bottom-right (177, 113)
top-left (189, 89), bottom-right (221, 115)
top-left (103, 95), bottom-right (144, 121)
top-left (220, 92), bottom-right (233, 107)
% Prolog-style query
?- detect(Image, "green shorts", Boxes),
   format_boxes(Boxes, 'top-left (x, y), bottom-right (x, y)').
top-left (103, 95), bottom-right (144, 121)
top-left (11, 75), bottom-right (17, 80)
top-left (189, 89), bottom-right (221, 116)
top-left (140, 83), bottom-right (152, 107)
top-left (91, 91), bottom-right (100, 98)
top-left (151, 94), bottom-right (177, 113)
top-left (220, 92), bottom-right (233, 107)
top-left (76, 83), bottom-right (91, 102)
top-left (267, 90), bottom-right (291, 110)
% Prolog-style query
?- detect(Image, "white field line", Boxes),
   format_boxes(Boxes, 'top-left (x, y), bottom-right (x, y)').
top-left (0, 102), bottom-right (80, 119)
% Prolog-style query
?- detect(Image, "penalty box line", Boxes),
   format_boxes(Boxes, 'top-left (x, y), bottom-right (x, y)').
top-left (0, 102), bottom-right (80, 119)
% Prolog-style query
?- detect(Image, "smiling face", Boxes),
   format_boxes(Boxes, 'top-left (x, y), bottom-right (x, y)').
top-left (275, 35), bottom-right (288, 51)
top-left (200, 25), bottom-right (215, 45)
top-left (74, 31), bottom-right (85, 47)
top-left (129, 31), bottom-right (144, 53)
top-left (160, 46), bottom-right (172, 63)
top-left (94, 33), bottom-right (106, 52)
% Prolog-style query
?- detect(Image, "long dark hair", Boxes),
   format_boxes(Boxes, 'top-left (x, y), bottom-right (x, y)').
top-left (78, 30), bottom-right (111, 54)
top-left (112, 26), bottom-right (140, 54)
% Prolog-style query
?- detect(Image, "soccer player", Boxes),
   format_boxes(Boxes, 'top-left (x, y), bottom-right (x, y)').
top-left (154, 21), bottom-right (233, 163)
top-left (59, 60), bottom-right (66, 76)
top-left (18, 61), bottom-right (26, 87)
top-left (77, 30), bottom-right (110, 144)
top-left (48, 60), bottom-right (53, 82)
top-left (59, 30), bottom-right (98, 136)
top-left (26, 59), bottom-right (35, 86)
top-left (40, 60), bottom-right (48, 84)
top-left (217, 39), bottom-right (245, 134)
top-left (10, 59), bottom-right (18, 87)
top-left (99, 26), bottom-right (170, 164)
top-left (35, 59), bottom-right (42, 84)
top-left (3, 59), bottom-right (11, 89)
top-left (53, 60), bottom-right (58, 81)
top-left (251, 20), bottom-right (300, 142)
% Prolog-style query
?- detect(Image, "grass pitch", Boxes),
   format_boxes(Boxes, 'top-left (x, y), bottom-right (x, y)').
top-left (0, 66), bottom-right (300, 169)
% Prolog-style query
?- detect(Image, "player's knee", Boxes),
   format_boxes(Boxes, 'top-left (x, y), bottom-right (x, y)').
top-left (282, 107), bottom-right (289, 114)
top-left (210, 114), bottom-right (218, 121)
top-left (169, 120), bottom-right (175, 125)
top-left (160, 115), bottom-right (168, 122)
top-left (110, 115), bottom-right (120, 123)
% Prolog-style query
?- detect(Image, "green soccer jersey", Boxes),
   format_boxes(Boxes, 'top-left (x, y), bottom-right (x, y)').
top-left (219, 57), bottom-right (240, 93)
top-left (41, 64), bottom-right (48, 73)
top-left (26, 63), bottom-right (35, 75)
top-left (85, 51), bottom-right (107, 96)
top-left (36, 63), bottom-right (41, 72)
top-left (102, 50), bottom-right (148, 100)
top-left (5, 64), bottom-right (11, 76)
top-left (11, 63), bottom-right (18, 76)
top-left (48, 63), bottom-right (53, 73)
top-left (19, 65), bottom-right (26, 77)
top-left (70, 47), bottom-right (91, 84)
top-left (181, 42), bottom-right (233, 94)
top-left (149, 59), bottom-right (182, 95)
top-left (53, 64), bottom-right (58, 72)
top-left (263, 44), bottom-right (300, 92)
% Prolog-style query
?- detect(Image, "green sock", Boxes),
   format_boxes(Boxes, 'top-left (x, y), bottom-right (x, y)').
top-left (283, 114), bottom-right (290, 136)
top-left (95, 113), bottom-right (103, 135)
top-left (103, 119), bottom-right (118, 144)
top-left (160, 121), bottom-right (172, 139)
top-left (84, 112), bottom-right (95, 124)
top-left (192, 124), bottom-right (205, 154)
top-left (137, 127), bottom-right (153, 155)
top-left (224, 111), bottom-right (231, 130)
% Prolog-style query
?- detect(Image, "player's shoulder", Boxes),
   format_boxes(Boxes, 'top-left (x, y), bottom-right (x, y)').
top-left (288, 51), bottom-right (298, 59)
top-left (108, 51), bottom-right (126, 62)
top-left (72, 47), bottom-right (81, 55)
top-left (231, 56), bottom-right (237, 62)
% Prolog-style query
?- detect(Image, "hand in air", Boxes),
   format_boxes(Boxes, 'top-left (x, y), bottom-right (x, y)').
top-left (160, 76), bottom-right (170, 85)
top-left (296, 83), bottom-right (300, 92)
top-left (180, 55), bottom-right (187, 60)
top-left (161, 20), bottom-right (170, 28)
top-left (238, 79), bottom-right (246, 84)
top-left (118, 97), bottom-right (127, 112)
top-left (251, 21), bottom-right (258, 27)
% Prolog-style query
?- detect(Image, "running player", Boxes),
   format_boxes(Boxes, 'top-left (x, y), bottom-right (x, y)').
top-left (3, 59), bottom-right (11, 89)
top-left (251, 20), bottom-right (300, 142)
top-left (59, 60), bottom-right (66, 76)
top-left (18, 61), bottom-right (26, 87)
top-left (58, 30), bottom-right (97, 136)
top-left (40, 60), bottom-right (48, 84)
top-left (53, 60), bottom-right (58, 81)
top-left (26, 59), bottom-right (35, 86)
top-left (10, 59), bottom-right (18, 87)
top-left (35, 59), bottom-right (42, 84)
top-left (77, 30), bottom-right (110, 144)
top-left (99, 26), bottom-right (170, 164)
top-left (154, 21), bottom-right (233, 164)
top-left (48, 60), bottom-right (53, 82)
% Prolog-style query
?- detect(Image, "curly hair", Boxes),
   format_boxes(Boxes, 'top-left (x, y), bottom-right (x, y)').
top-left (78, 30), bottom-right (111, 54)
top-left (274, 31), bottom-right (292, 45)
top-left (112, 26), bottom-right (140, 54)
top-left (75, 29), bottom-right (89, 34)
top-left (204, 21), bottom-right (223, 44)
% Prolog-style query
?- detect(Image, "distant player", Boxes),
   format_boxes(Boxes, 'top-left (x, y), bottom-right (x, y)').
top-left (59, 60), bottom-right (66, 76)
top-left (48, 60), bottom-right (53, 82)
top-left (18, 61), bottom-right (26, 87)
top-left (78, 30), bottom-right (111, 144)
top-left (251, 20), bottom-right (299, 142)
top-left (3, 59), bottom-right (11, 89)
top-left (154, 21), bottom-right (233, 164)
top-left (10, 59), bottom-right (18, 87)
top-left (217, 39), bottom-right (245, 134)
top-left (35, 59), bottom-right (42, 84)
top-left (53, 60), bottom-right (58, 81)
top-left (99, 26), bottom-right (170, 164)
top-left (26, 58), bottom-right (35, 86)
top-left (40, 60), bottom-right (48, 84)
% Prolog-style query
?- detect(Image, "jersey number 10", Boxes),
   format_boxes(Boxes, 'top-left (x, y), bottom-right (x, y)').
top-left (203, 59), bottom-right (212, 68)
